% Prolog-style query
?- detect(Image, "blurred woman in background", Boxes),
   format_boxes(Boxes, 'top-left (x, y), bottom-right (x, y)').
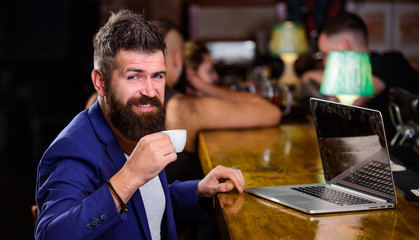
top-left (182, 41), bottom-right (220, 96)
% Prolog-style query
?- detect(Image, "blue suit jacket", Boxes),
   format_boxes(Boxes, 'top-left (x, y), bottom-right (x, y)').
top-left (35, 102), bottom-right (203, 240)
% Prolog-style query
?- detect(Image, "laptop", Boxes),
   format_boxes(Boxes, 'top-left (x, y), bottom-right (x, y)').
top-left (245, 98), bottom-right (397, 214)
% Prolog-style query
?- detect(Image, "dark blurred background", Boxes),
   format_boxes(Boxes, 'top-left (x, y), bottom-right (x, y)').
top-left (0, 1), bottom-right (99, 238)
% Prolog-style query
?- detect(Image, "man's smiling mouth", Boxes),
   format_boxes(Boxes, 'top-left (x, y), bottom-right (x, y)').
top-left (135, 104), bottom-right (154, 112)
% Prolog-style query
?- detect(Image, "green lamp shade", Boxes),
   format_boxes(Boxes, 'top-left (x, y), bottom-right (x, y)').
top-left (269, 21), bottom-right (308, 56)
top-left (320, 51), bottom-right (374, 101)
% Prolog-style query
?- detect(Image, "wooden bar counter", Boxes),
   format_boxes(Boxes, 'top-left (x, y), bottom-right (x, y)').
top-left (198, 118), bottom-right (419, 240)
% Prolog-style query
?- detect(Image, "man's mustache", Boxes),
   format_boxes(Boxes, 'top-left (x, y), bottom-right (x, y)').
top-left (127, 96), bottom-right (162, 107)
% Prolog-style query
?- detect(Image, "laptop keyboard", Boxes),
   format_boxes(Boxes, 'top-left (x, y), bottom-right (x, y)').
top-left (343, 161), bottom-right (394, 195)
top-left (292, 186), bottom-right (375, 206)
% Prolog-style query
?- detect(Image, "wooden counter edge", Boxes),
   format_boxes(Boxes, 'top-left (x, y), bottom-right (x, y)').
top-left (198, 132), bottom-right (214, 175)
top-left (198, 132), bottom-right (233, 240)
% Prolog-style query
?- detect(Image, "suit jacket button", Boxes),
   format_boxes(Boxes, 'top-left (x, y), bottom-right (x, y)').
top-left (87, 223), bottom-right (93, 230)
top-left (100, 214), bottom-right (108, 221)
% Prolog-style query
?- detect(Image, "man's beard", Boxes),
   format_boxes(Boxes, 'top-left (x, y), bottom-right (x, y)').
top-left (105, 90), bottom-right (166, 141)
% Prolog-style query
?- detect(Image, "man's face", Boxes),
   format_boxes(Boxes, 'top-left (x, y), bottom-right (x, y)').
top-left (318, 33), bottom-right (341, 66)
top-left (104, 50), bottom-right (167, 141)
top-left (164, 29), bottom-right (185, 88)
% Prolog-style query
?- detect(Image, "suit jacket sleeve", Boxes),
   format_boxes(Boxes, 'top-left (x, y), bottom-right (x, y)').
top-left (169, 180), bottom-right (204, 218)
top-left (35, 135), bottom-right (128, 240)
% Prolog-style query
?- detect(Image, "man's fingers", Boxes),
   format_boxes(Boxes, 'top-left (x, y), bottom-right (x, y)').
top-left (215, 166), bottom-right (244, 193)
top-left (139, 132), bottom-right (176, 156)
top-left (198, 166), bottom-right (246, 198)
top-left (227, 168), bottom-right (244, 192)
top-left (218, 183), bottom-right (234, 193)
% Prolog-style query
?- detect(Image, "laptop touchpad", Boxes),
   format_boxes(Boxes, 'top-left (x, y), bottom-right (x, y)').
top-left (275, 195), bottom-right (312, 202)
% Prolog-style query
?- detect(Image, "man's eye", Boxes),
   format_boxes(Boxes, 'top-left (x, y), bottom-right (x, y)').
top-left (128, 75), bottom-right (139, 80)
top-left (153, 74), bottom-right (164, 79)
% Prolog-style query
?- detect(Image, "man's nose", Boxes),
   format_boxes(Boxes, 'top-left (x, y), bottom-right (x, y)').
top-left (139, 78), bottom-right (156, 97)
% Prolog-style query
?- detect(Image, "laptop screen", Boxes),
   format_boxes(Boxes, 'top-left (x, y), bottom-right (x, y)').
top-left (310, 98), bottom-right (396, 201)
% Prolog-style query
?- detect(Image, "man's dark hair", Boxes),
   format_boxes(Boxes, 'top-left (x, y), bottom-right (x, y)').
top-left (153, 19), bottom-right (182, 40)
top-left (320, 12), bottom-right (368, 44)
top-left (93, 9), bottom-right (166, 84)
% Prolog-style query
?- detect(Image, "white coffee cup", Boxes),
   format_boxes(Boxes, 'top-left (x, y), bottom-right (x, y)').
top-left (162, 129), bottom-right (187, 153)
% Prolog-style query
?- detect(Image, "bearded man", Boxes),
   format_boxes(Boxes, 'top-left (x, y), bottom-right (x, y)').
top-left (35, 10), bottom-right (244, 240)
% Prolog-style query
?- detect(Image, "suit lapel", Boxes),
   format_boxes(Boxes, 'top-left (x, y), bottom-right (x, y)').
top-left (88, 102), bottom-right (152, 240)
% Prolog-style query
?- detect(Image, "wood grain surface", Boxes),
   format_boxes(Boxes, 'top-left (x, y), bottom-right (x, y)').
top-left (198, 118), bottom-right (419, 240)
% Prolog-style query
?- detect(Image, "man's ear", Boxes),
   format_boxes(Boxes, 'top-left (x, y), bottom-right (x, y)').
top-left (91, 69), bottom-right (106, 97)
top-left (174, 49), bottom-right (183, 70)
top-left (340, 38), bottom-right (352, 50)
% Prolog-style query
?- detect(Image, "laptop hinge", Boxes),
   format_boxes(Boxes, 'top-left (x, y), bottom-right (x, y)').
top-left (330, 184), bottom-right (388, 203)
